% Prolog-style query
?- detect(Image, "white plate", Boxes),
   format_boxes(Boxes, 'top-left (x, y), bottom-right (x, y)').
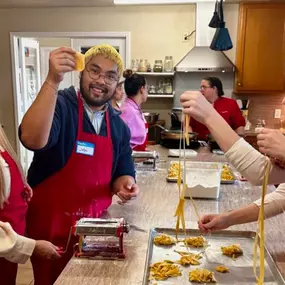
top-left (168, 149), bottom-right (197, 158)
top-left (212, 149), bottom-right (224, 155)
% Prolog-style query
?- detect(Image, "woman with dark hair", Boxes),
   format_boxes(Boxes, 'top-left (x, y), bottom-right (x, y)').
top-left (120, 69), bottom-right (148, 151)
top-left (111, 81), bottom-right (125, 111)
top-left (189, 77), bottom-right (245, 140)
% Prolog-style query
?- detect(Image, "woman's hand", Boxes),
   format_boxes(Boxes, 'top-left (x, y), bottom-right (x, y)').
top-left (180, 91), bottom-right (216, 125)
top-left (33, 240), bottom-right (61, 260)
top-left (198, 213), bottom-right (232, 232)
top-left (23, 184), bottom-right (33, 202)
top-left (257, 128), bottom-right (285, 161)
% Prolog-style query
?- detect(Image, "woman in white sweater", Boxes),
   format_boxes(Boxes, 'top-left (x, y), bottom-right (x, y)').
top-left (0, 126), bottom-right (60, 284)
top-left (180, 91), bottom-right (285, 231)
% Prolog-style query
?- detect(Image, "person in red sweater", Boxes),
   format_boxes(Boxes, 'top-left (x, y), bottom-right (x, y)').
top-left (189, 77), bottom-right (245, 140)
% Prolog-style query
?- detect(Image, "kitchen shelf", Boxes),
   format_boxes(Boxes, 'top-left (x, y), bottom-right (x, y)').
top-left (148, 94), bottom-right (174, 98)
top-left (136, 72), bottom-right (175, 76)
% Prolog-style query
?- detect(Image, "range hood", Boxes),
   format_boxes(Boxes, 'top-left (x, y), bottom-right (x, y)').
top-left (175, 2), bottom-right (235, 73)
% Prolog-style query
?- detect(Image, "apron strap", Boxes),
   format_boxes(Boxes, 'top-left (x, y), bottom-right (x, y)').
top-left (77, 91), bottom-right (84, 136)
top-left (105, 110), bottom-right (111, 138)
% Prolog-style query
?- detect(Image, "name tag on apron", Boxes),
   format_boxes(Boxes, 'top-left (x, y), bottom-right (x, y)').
top-left (76, 141), bottom-right (95, 156)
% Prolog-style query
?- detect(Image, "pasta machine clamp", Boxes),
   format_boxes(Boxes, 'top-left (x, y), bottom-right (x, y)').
top-left (132, 150), bottom-right (159, 170)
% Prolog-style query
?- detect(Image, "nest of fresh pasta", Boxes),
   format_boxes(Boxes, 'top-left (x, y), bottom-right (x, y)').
top-left (184, 236), bottom-right (207, 248)
top-left (215, 265), bottom-right (229, 273)
top-left (167, 162), bottom-right (182, 179)
top-left (221, 244), bottom-right (243, 259)
top-left (150, 261), bottom-right (181, 281)
top-left (179, 253), bottom-right (202, 266)
top-left (189, 268), bottom-right (216, 283)
top-left (153, 234), bottom-right (176, 246)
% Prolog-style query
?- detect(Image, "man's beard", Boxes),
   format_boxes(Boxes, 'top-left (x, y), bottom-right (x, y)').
top-left (80, 77), bottom-right (112, 107)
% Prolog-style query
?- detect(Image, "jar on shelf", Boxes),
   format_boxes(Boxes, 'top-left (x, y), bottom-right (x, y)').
top-left (148, 85), bottom-right (156, 94)
top-left (138, 59), bottom-right (147, 72)
top-left (153, 60), bottom-right (163, 72)
top-left (164, 82), bottom-right (173, 94)
top-left (145, 60), bottom-right (152, 72)
top-left (157, 80), bottom-right (164, 94)
top-left (164, 56), bottom-right (174, 72)
top-left (131, 59), bottom-right (139, 72)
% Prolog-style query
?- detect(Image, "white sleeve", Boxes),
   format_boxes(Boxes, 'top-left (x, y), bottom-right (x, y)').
top-left (254, 183), bottom-right (285, 219)
top-left (225, 138), bottom-right (285, 185)
top-left (0, 155), bottom-right (11, 199)
top-left (0, 222), bottom-right (35, 264)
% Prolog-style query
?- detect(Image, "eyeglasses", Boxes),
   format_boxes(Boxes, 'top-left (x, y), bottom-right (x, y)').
top-left (86, 67), bottom-right (118, 85)
top-left (200, 85), bottom-right (212, 90)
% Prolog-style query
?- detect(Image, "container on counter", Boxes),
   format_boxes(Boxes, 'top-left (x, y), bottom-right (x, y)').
top-left (153, 60), bottom-right (163, 72)
top-left (184, 161), bottom-right (222, 199)
top-left (143, 112), bottom-right (159, 125)
top-left (255, 119), bottom-right (265, 133)
top-left (164, 56), bottom-right (174, 72)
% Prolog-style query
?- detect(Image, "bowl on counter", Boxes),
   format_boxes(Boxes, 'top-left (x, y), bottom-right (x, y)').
top-left (184, 161), bottom-right (222, 199)
top-left (143, 112), bottom-right (159, 125)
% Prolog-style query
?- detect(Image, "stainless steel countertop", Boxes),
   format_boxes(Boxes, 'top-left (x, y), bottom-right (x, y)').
top-left (55, 146), bottom-right (285, 285)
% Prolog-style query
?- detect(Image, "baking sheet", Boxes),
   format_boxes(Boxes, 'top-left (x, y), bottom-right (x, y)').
top-left (166, 178), bottom-right (183, 183)
top-left (221, 165), bottom-right (236, 184)
top-left (167, 161), bottom-right (183, 183)
top-left (143, 228), bottom-right (285, 285)
top-left (167, 161), bottom-right (232, 185)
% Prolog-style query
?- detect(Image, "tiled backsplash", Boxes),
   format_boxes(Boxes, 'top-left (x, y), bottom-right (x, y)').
top-left (237, 93), bottom-right (285, 130)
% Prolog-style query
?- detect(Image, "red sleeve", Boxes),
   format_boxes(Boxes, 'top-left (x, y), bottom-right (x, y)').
top-left (230, 100), bottom-right (246, 129)
top-left (190, 117), bottom-right (198, 130)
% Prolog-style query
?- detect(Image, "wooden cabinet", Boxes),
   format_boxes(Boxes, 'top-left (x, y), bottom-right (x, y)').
top-left (235, 3), bottom-right (285, 93)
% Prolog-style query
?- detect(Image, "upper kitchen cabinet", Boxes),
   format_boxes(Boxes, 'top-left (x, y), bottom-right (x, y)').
top-left (235, 3), bottom-right (285, 94)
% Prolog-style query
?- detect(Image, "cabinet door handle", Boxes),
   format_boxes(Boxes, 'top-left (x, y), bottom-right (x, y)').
top-left (238, 82), bottom-right (242, 86)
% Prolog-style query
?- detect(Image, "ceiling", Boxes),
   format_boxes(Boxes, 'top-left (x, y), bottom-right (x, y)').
top-left (0, 0), bottom-right (114, 8)
top-left (0, 0), bottom-right (280, 8)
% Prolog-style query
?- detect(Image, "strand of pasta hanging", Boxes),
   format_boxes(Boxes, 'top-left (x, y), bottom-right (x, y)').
top-left (253, 157), bottom-right (270, 285)
top-left (184, 115), bottom-right (201, 221)
top-left (174, 117), bottom-right (186, 239)
top-left (174, 114), bottom-right (201, 240)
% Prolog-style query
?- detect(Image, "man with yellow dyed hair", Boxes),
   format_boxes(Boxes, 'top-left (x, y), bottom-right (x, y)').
top-left (19, 45), bottom-right (138, 284)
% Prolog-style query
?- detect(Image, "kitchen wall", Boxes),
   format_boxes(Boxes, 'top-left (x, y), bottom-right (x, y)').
top-left (223, 4), bottom-right (239, 64)
top-left (0, 5), bottom-right (195, 149)
top-left (143, 3), bottom-right (239, 128)
top-left (38, 37), bottom-right (71, 47)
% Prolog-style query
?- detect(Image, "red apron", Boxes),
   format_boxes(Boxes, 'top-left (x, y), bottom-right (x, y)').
top-left (26, 92), bottom-right (113, 285)
top-left (0, 151), bottom-right (28, 285)
top-left (133, 121), bottom-right (148, 151)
